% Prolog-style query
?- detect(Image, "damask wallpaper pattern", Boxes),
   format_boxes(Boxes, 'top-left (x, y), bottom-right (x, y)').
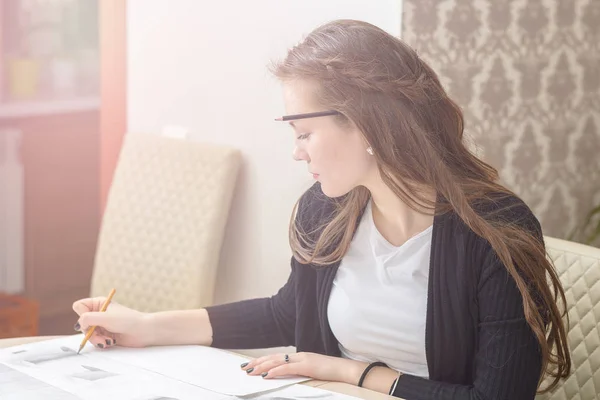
top-left (402, 0), bottom-right (600, 241)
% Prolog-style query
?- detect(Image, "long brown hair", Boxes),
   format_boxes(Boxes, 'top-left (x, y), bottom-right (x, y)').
top-left (272, 19), bottom-right (570, 392)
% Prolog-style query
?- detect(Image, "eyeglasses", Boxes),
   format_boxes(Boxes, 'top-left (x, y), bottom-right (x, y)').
top-left (274, 110), bottom-right (341, 122)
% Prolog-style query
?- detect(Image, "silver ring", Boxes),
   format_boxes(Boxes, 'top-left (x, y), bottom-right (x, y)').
top-left (284, 354), bottom-right (290, 363)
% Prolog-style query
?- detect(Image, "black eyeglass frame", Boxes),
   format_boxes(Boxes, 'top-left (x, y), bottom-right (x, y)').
top-left (274, 110), bottom-right (341, 122)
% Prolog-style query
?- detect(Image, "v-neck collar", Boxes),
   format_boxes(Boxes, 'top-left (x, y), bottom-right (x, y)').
top-left (318, 195), bottom-right (447, 361)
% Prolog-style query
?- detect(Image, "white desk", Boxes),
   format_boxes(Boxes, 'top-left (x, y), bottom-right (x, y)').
top-left (0, 336), bottom-right (397, 400)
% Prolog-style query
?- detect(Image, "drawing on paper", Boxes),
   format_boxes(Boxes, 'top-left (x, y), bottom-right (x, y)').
top-left (147, 397), bottom-right (179, 400)
top-left (70, 365), bottom-right (119, 381)
top-left (20, 346), bottom-right (78, 365)
top-left (133, 397), bottom-right (179, 400)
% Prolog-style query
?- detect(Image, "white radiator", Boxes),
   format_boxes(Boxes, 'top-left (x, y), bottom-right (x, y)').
top-left (0, 129), bottom-right (24, 294)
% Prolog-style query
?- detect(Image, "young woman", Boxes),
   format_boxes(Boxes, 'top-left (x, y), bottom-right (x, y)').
top-left (73, 19), bottom-right (570, 399)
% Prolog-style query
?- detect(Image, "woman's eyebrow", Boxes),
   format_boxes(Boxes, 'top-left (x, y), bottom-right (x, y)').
top-left (288, 121), bottom-right (303, 132)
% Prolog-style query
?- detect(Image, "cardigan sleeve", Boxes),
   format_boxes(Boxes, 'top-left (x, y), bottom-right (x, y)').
top-left (205, 183), bottom-right (328, 350)
top-left (205, 259), bottom-right (298, 350)
top-left (391, 249), bottom-right (543, 400)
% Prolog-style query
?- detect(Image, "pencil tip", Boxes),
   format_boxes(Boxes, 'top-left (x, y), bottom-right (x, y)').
top-left (274, 117), bottom-right (283, 121)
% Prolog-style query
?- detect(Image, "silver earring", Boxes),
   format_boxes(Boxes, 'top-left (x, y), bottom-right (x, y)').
top-left (366, 147), bottom-right (374, 155)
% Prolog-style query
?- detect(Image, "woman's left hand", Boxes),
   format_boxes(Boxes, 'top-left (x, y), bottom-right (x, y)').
top-left (240, 352), bottom-right (362, 382)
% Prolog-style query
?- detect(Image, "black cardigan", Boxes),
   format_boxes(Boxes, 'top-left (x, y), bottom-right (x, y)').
top-left (206, 183), bottom-right (544, 400)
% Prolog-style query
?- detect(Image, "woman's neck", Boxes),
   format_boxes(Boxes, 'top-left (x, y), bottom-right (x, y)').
top-left (364, 176), bottom-right (435, 247)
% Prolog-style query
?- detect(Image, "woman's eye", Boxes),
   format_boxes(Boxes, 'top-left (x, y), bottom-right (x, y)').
top-left (296, 133), bottom-right (311, 140)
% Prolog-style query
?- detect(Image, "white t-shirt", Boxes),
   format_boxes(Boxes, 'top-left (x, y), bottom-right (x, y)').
top-left (327, 200), bottom-right (432, 378)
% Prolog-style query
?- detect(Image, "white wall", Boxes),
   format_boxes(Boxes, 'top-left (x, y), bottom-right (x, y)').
top-left (127, 0), bottom-right (402, 305)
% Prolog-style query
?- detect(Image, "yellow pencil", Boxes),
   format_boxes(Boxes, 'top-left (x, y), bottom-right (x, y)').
top-left (77, 288), bottom-right (116, 354)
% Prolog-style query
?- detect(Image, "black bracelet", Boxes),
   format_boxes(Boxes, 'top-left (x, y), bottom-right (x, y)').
top-left (357, 361), bottom-right (388, 387)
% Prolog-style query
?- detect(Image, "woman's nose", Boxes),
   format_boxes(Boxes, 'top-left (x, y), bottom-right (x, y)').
top-left (292, 146), bottom-right (309, 162)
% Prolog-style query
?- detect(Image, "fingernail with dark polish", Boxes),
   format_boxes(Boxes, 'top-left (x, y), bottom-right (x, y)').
top-left (240, 362), bottom-right (249, 368)
top-left (261, 372), bottom-right (268, 378)
top-left (246, 368), bottom-right (254, 374)
top-left (97, 343), bottom-right (104, 349)
top-left (113, 338), bottom-right (117, 345)
top-left (105, 339), bottom-right (112, 346)
top-left (74, 322), bottom-right (80, 331)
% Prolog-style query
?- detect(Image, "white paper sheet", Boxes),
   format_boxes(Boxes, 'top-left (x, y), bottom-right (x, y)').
top-left (99, 342), bottom-right (310, 396)
top-left (0, 335), bottom-right (314, 398)
top-left (0, 335), bottom-right (229, 399)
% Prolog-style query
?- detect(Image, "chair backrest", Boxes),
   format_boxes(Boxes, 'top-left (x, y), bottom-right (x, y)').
top-left (537, 237), bottom-right (600, 400)
top-left (90, 133), bottom-right (241, 312)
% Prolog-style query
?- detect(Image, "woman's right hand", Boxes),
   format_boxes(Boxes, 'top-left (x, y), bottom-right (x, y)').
top-left (72, 297), bottom-right (153, 349)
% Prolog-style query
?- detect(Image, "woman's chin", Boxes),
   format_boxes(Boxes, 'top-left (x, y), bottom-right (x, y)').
top-left (320, 181), bottom-right (352, 199)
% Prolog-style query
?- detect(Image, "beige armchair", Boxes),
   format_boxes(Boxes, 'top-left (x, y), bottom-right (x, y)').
top-left (537, 237), bottom-right (600, 400)
top-left (90, 132), bottom-right (241, 313)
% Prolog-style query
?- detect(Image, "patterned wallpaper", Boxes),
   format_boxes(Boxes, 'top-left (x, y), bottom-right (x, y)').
top-left (402, 0), bottom-right (600, 243)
